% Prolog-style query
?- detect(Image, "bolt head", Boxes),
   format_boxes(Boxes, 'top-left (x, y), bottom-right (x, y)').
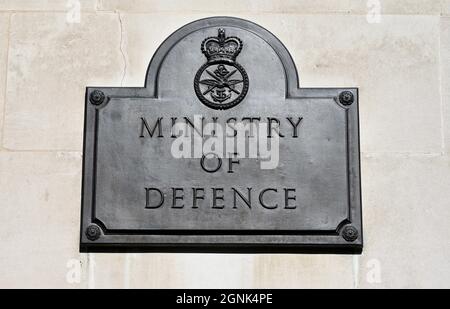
top-left (89, 90), bottom-right (106, 105)
top-left (85, 225), bottom-right (101, 241)
top-left (342, 225), bottom-right (358, 242)
top-left (339, 91), bottom-right (354, 106)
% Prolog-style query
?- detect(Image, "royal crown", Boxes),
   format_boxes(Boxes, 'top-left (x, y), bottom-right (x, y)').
top-left (201, 28), bottom-right (243, 63)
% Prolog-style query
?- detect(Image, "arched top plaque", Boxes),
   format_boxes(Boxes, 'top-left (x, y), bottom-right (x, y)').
top-left (81, 17), bottom-right (362, 253)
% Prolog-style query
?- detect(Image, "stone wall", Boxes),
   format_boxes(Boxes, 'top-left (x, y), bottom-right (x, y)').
top-left (0, 0), bottom-right (449, 288)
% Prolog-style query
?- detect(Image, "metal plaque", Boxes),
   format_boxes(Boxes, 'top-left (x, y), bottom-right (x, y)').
top-left (80, 17), bottom-right (362, 253)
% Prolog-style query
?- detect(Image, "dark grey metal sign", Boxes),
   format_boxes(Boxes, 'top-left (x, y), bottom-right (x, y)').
top-left (80, 17), bottom-right (362, 253)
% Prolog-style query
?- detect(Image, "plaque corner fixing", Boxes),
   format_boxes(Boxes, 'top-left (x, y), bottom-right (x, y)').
top-left (85, 224), bottom-right (102, 241)
top-left (89, 89), bottom-right (110, 106)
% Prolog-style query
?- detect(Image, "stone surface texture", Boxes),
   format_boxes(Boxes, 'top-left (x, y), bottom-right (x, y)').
top-left (0, 1), bottom-right (449, 288)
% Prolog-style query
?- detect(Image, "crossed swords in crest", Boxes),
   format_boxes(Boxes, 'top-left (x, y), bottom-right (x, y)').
top-left (199, 65), bottom-right (244, 102)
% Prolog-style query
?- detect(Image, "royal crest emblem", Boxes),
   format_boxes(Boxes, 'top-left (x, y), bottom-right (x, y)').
top-left (194, 28), bottom-right (249, 110)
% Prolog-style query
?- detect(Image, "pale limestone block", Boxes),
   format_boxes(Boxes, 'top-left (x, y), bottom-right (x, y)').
top-left (441, 17), bottom-right (450, 96)
top-left (358, 155), bottom-right (450, 288)
top-left (125, 254), bottom-right (179, 289)
top-left (117, 13), bottom-right (210, 87)
top-left (0, 0), bottom-right (97, 12)
top-left (121, 13), bottom-right (442, 153)
top-left (98, 0), bottom-right (442, 15)
top-left (3, 13), bottom-right (124, 151)
top-left (356, 0), bottom-right (442, 15)
top-left (97, 0), bottom-right (353, 14)
top-left (359, 16), bottom-right (442, 154)
top-left (170, 254), bottom-right (255, 288)
top-left (0, 152), bottom-right (86, 288)
top-left (441, 19), bottom-right (450, 153)
top-left (442, 0), bottom-right (450, 16)
top-left (85, 254), bottom-right (129, 288)
top-left (444, 95), bottom-right (450, 153)
top-left (124, 254), bottom-right (255, 288)
top-left (0, 13), bottom-right (9, 145)
top-left (252, 255), bottom-right (354, 288)
top-left (277, 0), bottom-right (442, 15)
top-left (87, 253), bottom-right (255, 288)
